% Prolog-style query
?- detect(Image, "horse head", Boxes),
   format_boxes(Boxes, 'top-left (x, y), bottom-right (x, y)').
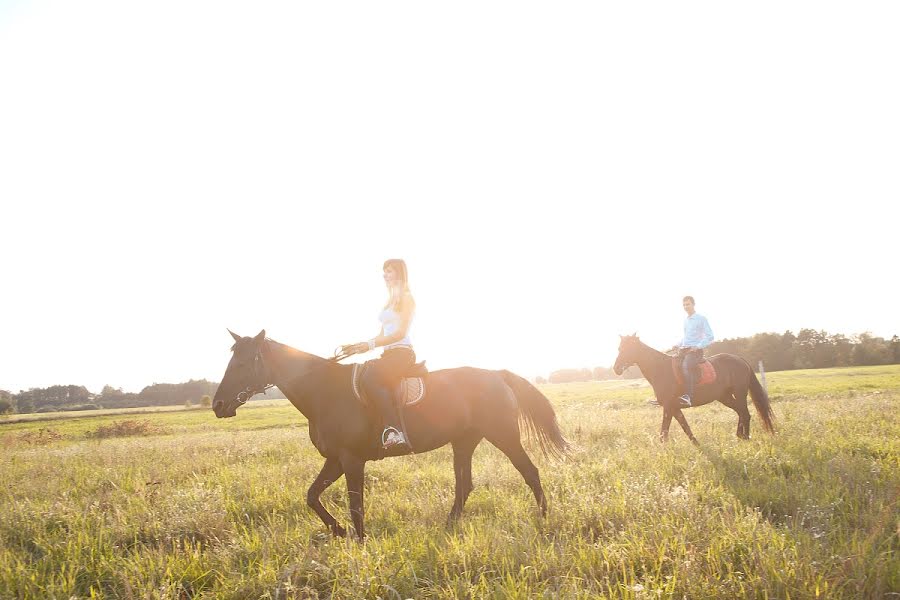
top-left (613, 333), bottom-right (640, 375)
top-left (212, 329), bottom-right (270, 418)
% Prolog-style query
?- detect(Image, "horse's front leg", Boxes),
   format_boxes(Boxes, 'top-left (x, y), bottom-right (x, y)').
top-left (306, 456), bottom-right (346, 537)
top-left (672, 409), bottom-right (699, 446)
top-left (660, 408), bottom-right (673, 442)
top-left (340, 452), bottom-right (367, 540)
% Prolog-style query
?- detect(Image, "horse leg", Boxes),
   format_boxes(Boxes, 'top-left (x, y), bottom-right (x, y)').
top-left (306, 456), bottom-right (347, 537)
top-left (672, 409), bottom-right (699, 446)
top-left (660, 408), bottom-right (673, 442)
top-left (448, 435), bottom-right (482, 523)
top-left (487, 435), bottom-right (547, 516)
top-left (732, 386), bottom-right (752, 439)
top-left (339, 453), bottom-right (367, 540)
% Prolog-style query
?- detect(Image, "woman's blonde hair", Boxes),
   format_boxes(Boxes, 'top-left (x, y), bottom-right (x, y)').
top-left (383, 258), bottom-right (416, 312)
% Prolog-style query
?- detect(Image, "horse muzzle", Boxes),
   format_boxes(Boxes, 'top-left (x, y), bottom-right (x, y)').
top-left (212, 399), bottom-right (238, 418)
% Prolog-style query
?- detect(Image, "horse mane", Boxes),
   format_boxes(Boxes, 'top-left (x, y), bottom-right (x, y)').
top-left (264, 338), bottom-right (330, 364)
top-left (625, 335), bottom-right (669, 359)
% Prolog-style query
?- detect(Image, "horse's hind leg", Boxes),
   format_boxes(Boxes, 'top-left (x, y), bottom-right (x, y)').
top-left (307, 457), bottom-right (347, 537)
top-left (731, 386), bottom-right (752, 439)
top-left (672, 409), bottom-right (699, 446)
top-left (448, 434), bottom-right (482, 523)
top-left (486, 434), bottom-right (547, 516)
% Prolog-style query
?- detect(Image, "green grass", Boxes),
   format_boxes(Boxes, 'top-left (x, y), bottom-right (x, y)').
top-left (1, 365), bottom-right (898, 598)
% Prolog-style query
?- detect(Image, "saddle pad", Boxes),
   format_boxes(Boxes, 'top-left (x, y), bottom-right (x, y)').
top-left (352, 363), bottom-right (426, 407)
top-left (672, 358), bottom-right (717, 386)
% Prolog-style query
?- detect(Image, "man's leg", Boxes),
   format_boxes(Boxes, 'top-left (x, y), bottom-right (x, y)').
top-left (680, 350), bottom-right (701, 407)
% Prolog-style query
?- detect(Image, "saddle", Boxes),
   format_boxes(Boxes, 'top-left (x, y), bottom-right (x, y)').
top-left (351, 361), bottom-right (428, 407)
top-left (672, 357), bottom-right (717, 386)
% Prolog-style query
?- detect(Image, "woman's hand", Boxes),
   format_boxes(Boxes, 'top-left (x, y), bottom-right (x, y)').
top-left (348, 342), bottom-right (370, 355)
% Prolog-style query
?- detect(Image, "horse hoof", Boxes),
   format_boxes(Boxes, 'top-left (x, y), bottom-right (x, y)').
top-left (691, 438), bottom-right (700, 447)
top-left (332, 525), bottom-right (347, 538)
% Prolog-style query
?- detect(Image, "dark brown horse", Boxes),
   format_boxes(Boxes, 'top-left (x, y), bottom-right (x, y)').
top-left (212, 330), bottom-right (569, 539)
top-left (613, 335), bottom-right (775, 443)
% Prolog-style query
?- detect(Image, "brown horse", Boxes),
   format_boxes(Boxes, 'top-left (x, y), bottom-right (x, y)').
top-left (613, 335), bottom-right (775, 443)
top-left (212, 330), bottom-right (569, 539)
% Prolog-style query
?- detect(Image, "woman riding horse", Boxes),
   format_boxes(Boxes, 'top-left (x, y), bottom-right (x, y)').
top-left (341, 258), bottom-right (416, 450)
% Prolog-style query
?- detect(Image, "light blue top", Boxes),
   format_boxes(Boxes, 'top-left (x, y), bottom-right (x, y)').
top-left (680, 313), bottom-right (714, 349)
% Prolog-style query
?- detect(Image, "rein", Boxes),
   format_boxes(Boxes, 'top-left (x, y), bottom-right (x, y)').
top-left (330, 346), bottom-right (357, 363)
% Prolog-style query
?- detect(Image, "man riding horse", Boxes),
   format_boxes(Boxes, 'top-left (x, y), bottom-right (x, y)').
top-left (675, 295), bottom-right (714, 407)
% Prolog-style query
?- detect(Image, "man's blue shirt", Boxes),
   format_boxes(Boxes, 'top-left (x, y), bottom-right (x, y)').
top-left (680, 313), bottom-right (714, 349)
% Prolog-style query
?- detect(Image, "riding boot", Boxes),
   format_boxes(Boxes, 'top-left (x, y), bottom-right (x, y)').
top-left (371, 383), bottom-right (409, 449)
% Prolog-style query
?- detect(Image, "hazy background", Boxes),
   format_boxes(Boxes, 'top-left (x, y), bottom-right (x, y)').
top-left (2, 1), bottom-right (897, 393)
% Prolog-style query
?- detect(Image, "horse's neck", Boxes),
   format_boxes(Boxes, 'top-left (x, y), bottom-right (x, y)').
top-left (634, 343), bottom-right (668, 386)
top-left (264, 341), bottom-right (336, 419)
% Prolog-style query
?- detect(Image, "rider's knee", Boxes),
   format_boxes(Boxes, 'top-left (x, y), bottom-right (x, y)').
top-left (361, 365), bottom-right (384, 389)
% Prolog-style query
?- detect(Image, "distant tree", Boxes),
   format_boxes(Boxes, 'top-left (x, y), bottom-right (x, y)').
top-left (830, 333), bottom-right (853, 367)
top-left (100, 385), bottom-right (121, 397)
top-left (97, 384), bottom-right (140, 409)
top-left (14, 389), bottom-right (36, 413)
top-left (592, 366), bottom-right (615, 380)
top-left (621, 365), bottom-right (643, 379)
top-left (137, 379), bottom-right (218, 407)
top-left (746, 333), bottom-right (783, 370)
top-left (0, 392), bottom-right (15, 415)
top-left (852, 332), bottom-right (893, 366)
top-left (549, 368), bottom-right (592, 384)
top-left (533, 376), bottom-right (547, 385)
top-left (794, 329), bottom-right (831, 369)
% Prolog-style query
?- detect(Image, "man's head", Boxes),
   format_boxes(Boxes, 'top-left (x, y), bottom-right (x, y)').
top-left (682, 296), bottom-right (696, 316)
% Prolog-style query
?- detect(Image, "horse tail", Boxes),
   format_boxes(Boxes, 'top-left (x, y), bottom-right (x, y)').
top-left (745, 360), bottom-right (776, 433)
top-left (499, 370), bottom-right (570, 459)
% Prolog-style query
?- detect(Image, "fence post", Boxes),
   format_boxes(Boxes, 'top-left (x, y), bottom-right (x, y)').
top-left (758, 360), bottom-right (767, 394)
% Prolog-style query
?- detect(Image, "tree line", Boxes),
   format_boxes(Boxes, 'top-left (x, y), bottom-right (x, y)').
top-left (539, 329), bottom-right (900, 384)
top-left (0, 380), bottom-right (285, 415)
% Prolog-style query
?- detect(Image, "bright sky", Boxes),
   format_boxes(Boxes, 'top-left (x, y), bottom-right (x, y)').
top-left (1, 1), bottom-right (898, 394)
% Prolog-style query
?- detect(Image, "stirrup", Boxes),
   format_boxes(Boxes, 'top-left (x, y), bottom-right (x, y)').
top-left (678, 394), bottom-right (692, 407)
top-left (381, 427), bottom-right (407, 449)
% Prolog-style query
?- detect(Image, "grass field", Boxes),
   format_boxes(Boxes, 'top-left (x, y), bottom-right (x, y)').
top-left (1, 366), bottom-right (898, 599)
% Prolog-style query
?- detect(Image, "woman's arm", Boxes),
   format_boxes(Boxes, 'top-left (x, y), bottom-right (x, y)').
top-left (349, 297), bottom-right (413, 353)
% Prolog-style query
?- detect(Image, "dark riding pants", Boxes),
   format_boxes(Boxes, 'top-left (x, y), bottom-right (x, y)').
top-left (680, 348), bottom-right (704, 399)
top-left (361, 347), bottom-right (415, 431)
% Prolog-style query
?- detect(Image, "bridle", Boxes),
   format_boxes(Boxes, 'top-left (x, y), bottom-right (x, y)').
top-left (234, 345), bottom-right (274, 407)
top-left (614, 338), bottom-right (639, 374)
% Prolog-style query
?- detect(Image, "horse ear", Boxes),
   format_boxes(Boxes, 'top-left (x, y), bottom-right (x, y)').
top-left (254, 329), bottom-right (266, 342)
top-left (228, 329), bottom-right (241, 343)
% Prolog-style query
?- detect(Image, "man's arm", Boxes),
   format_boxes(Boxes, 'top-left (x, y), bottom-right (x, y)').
top-left (697, 317), bottom-right (714, 349)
